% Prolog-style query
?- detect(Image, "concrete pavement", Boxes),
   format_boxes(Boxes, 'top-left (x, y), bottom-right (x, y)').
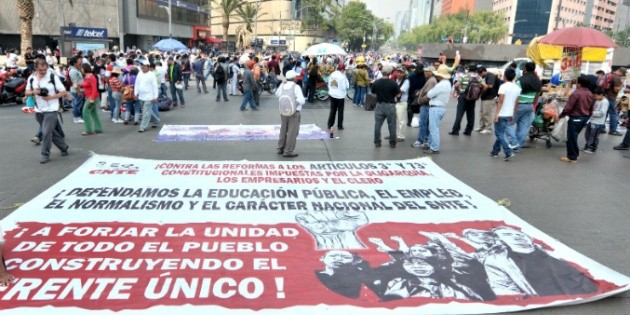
top-left (0, 85), bottom-right (628, 314)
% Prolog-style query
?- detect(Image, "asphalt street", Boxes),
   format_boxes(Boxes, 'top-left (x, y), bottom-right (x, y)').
top-left (0, 84), bottom-right (628, 314)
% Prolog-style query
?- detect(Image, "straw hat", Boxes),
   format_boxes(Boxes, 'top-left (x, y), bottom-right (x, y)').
top-left (433, 65), bottom-right (451, 79)
top-left (111, 67), bottom-right (122, 75)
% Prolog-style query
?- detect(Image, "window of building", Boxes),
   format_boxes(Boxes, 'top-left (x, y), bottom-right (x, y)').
top-left (137, 0), bottom-right (209, 26)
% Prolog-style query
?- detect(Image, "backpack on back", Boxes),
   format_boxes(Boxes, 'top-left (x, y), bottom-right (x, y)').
top-left (465, 77), bottom-right (482, 101)
top-left (214, 65), bottom-right (226, 83)
top-left (278, 83), bottom-right (297, 116)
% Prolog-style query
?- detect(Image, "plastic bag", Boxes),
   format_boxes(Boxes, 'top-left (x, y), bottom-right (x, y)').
top-left (411, 114), bottom-right (420, 128)
top-left (551, 116), bottom-right (568, 142)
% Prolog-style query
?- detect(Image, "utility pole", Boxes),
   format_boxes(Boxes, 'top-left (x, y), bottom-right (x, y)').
top-left (555, 0), bottom-right (563, 30)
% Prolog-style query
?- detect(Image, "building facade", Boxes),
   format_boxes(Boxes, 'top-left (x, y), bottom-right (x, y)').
top-left (494, 0), bottom-right (620, 44)
top-left (441, 0), bottom-right (476, 15)
top-left (0, 0), bottom-right (121, 54)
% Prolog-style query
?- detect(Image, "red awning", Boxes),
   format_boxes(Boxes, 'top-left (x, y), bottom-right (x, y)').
top-left (205, 36), bottom-right (222, 44)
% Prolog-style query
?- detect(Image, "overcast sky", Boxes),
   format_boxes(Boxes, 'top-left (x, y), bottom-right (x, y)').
top-left (361, 0), bottom-right (408, 22)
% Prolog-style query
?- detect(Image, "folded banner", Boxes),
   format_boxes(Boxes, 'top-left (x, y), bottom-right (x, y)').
top-left (155, 124), bottom-right (329, 142)
top-left (0, 154), bottom-right (628, 314)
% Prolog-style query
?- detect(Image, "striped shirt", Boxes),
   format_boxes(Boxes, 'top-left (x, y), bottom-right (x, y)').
top-left (517, 81), bottom-right (537, 103)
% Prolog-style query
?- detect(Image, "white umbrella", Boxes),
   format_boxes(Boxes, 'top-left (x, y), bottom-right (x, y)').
top-left (302, 43), bottom-right (347, 56)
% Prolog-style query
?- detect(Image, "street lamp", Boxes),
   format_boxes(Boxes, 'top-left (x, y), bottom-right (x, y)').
top-left (158, 0), bottom-right (172, 38)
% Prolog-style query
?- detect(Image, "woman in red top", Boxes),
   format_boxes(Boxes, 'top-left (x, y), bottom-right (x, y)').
top-left (80, 64), bottom-right (103, 135)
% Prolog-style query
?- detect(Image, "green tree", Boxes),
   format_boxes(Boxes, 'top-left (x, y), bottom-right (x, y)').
top-left (236, 3), bottom-right (266, 33)
top-left (300, 0), bottom-right (333, 32)
top-left (212, 0), bottom-right (245, 42)
top-left (612, 27), bottom-right (630, 47)
top-left (333, 1), bottom-right (372, 51)
top-left (396, 10), bottom-right (508, 49)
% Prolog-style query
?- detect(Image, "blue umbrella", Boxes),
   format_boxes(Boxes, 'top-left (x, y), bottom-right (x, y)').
top-left (153, 38), bottom-right (188, 52)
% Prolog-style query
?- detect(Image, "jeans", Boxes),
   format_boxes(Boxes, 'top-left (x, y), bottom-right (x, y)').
top-left (374, 103), bottom-right (397, 145)
top-left (169, 82), bottom-right (185, 106)
top-left (106, 86), bottom-right (114, 118)
top-left (196, 73), bottom-right (207, 93)
top-left (491, 117), bottom-right (513, 157)
top-left (354, 86), bottom-right (367, 105)
top-left (428, 106), bottom-right (446, 151)
top-left (183, 73), bottom-right (190, 89)
top-left (566, 116), bottom-right (589, 160)
top-left (417, 106), bottom-right (430, 143)
top-left (216, 82), bottom-right (228, 101)
top-left (159, 83), bottom-right (167, 99)
top-left (307, 82), bottom-right (317, 103)
top-left (139, 100), bottom-right (160, 131)
top-left (506, 103), bottom-right (534, 148)
top-left (240, 91), bottom-right (258, 110)
top-left (606, 97), bottom-right (619, 132)
top-left (584, 123), bottom-right (603, 151)
top-left (71, 92), bottom-right (84, 118)
top-left (125, 99), bottom-right (141, 122)
top-left (328, 97), bottom-right (345, 129)
top-left (111, 92), bottom-right (122, 120)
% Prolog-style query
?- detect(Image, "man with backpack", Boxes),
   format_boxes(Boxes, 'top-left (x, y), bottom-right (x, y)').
top-left (599, 68), bottom-right (626, 136)
top-left (476, 67), bottom-right (500, 134)
top-left (449, 64), bottom-right (480, 136)
top-left (214, 56), bottom-right (229, 102)
top-left (276, 70), bottom-right (305, 158)
top-left (25, 59), bottom-right (69, 164)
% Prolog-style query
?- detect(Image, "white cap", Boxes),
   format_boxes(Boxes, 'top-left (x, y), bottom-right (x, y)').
top-left (285, 70), bottom-right (297, 81)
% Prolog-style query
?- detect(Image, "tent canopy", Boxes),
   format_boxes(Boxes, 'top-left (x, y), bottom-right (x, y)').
top-left (526, 36), bottom-right (608, 66)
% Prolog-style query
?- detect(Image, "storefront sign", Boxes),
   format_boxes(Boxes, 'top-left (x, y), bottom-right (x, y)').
top-left (62, 27), bottom-right (108, 40)
top-left (560, 47), bottom-right (582, 81)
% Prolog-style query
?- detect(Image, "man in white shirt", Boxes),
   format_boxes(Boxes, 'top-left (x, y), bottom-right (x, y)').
top-left (25, 59), bottom-right (69, 164)
top-left (327, 64), bottom-right (350, 135)
top-left (424, 65), bottom-right (452, 154)
top-left (490, 68), bottom-right (521, 161)
top-left (395, 68), bottom-right (410, 141)
top-left (134, 60), bottom-right (160, 132)
top-left (276, 70), bottom-right (306, 158)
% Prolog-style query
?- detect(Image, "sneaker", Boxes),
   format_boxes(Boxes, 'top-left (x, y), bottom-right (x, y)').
top-left (508, 144), bottom-right (519, 150)
top-left (116, 119), bottom-right (124, 123)
top-left (489, 152), bottom-right (499, 158)
top-left (423, 149), bottom-right (440, 154)
top-left (504, 153), bottom-right (515, 161)
top-left (609, 131), bottom-right (623, 136)
top-left (479, 129), bottom-right (492, 134)
top-left (396, 137), bottom-right (405, 142)
top-left (613, 145), bottom-right (629, 150)
top-left (583, 149), bottom-right (595, 154)
top-left (411, 141), bottom-right (422, 148)
top-left (283, 152), bottom-right (298, 158)
top-left (30, 137), bottom-right (41, 145)
top-left (277, 149), bottom-right (284, 155)
top-left (240, 108), bottom-right (247, 111)
top-left (560, 157), bottom-right (577, 163)
top-left (448, 131), bottom-right (459, 136)
top-left (422, 143), bottom-right (430, 150)
top-left (40, 157), bottom-right (50, 164)
top-left (74, 118), bottom-right (84, 124)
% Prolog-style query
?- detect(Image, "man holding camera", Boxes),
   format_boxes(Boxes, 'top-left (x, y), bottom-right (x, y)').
top-left (25, 59), bottom-right (69, 164)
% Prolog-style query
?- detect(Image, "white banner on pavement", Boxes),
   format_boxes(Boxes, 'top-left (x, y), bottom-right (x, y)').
top-left (0, 154), bottom-right (628, 314)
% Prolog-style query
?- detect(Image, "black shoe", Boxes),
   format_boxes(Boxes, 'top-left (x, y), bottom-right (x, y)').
top-left (338, 127), bottom-right (344, 130)
top-left (61, 150), bottom-right (69, 156)
top-left (613, 145), bottom-right (629, 150)
top-left (609, 131), bottom-right (623, 136)
top-left (423, 149), bottom-right (440, 154)
top-left (283, 152), bottom-right (298, 158)
top-left (277, 149), bottom-right (284, 155)
top-left (375, 143), bottom-right (382, 147)
top-left (463, 132), bottom-right (472, 136)
top-left (448, 131), bottom-right (459, 136)
top-left (390, 143), bottom-right (396, 148)
top-left (40, 157), bottom-right (50, 164)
